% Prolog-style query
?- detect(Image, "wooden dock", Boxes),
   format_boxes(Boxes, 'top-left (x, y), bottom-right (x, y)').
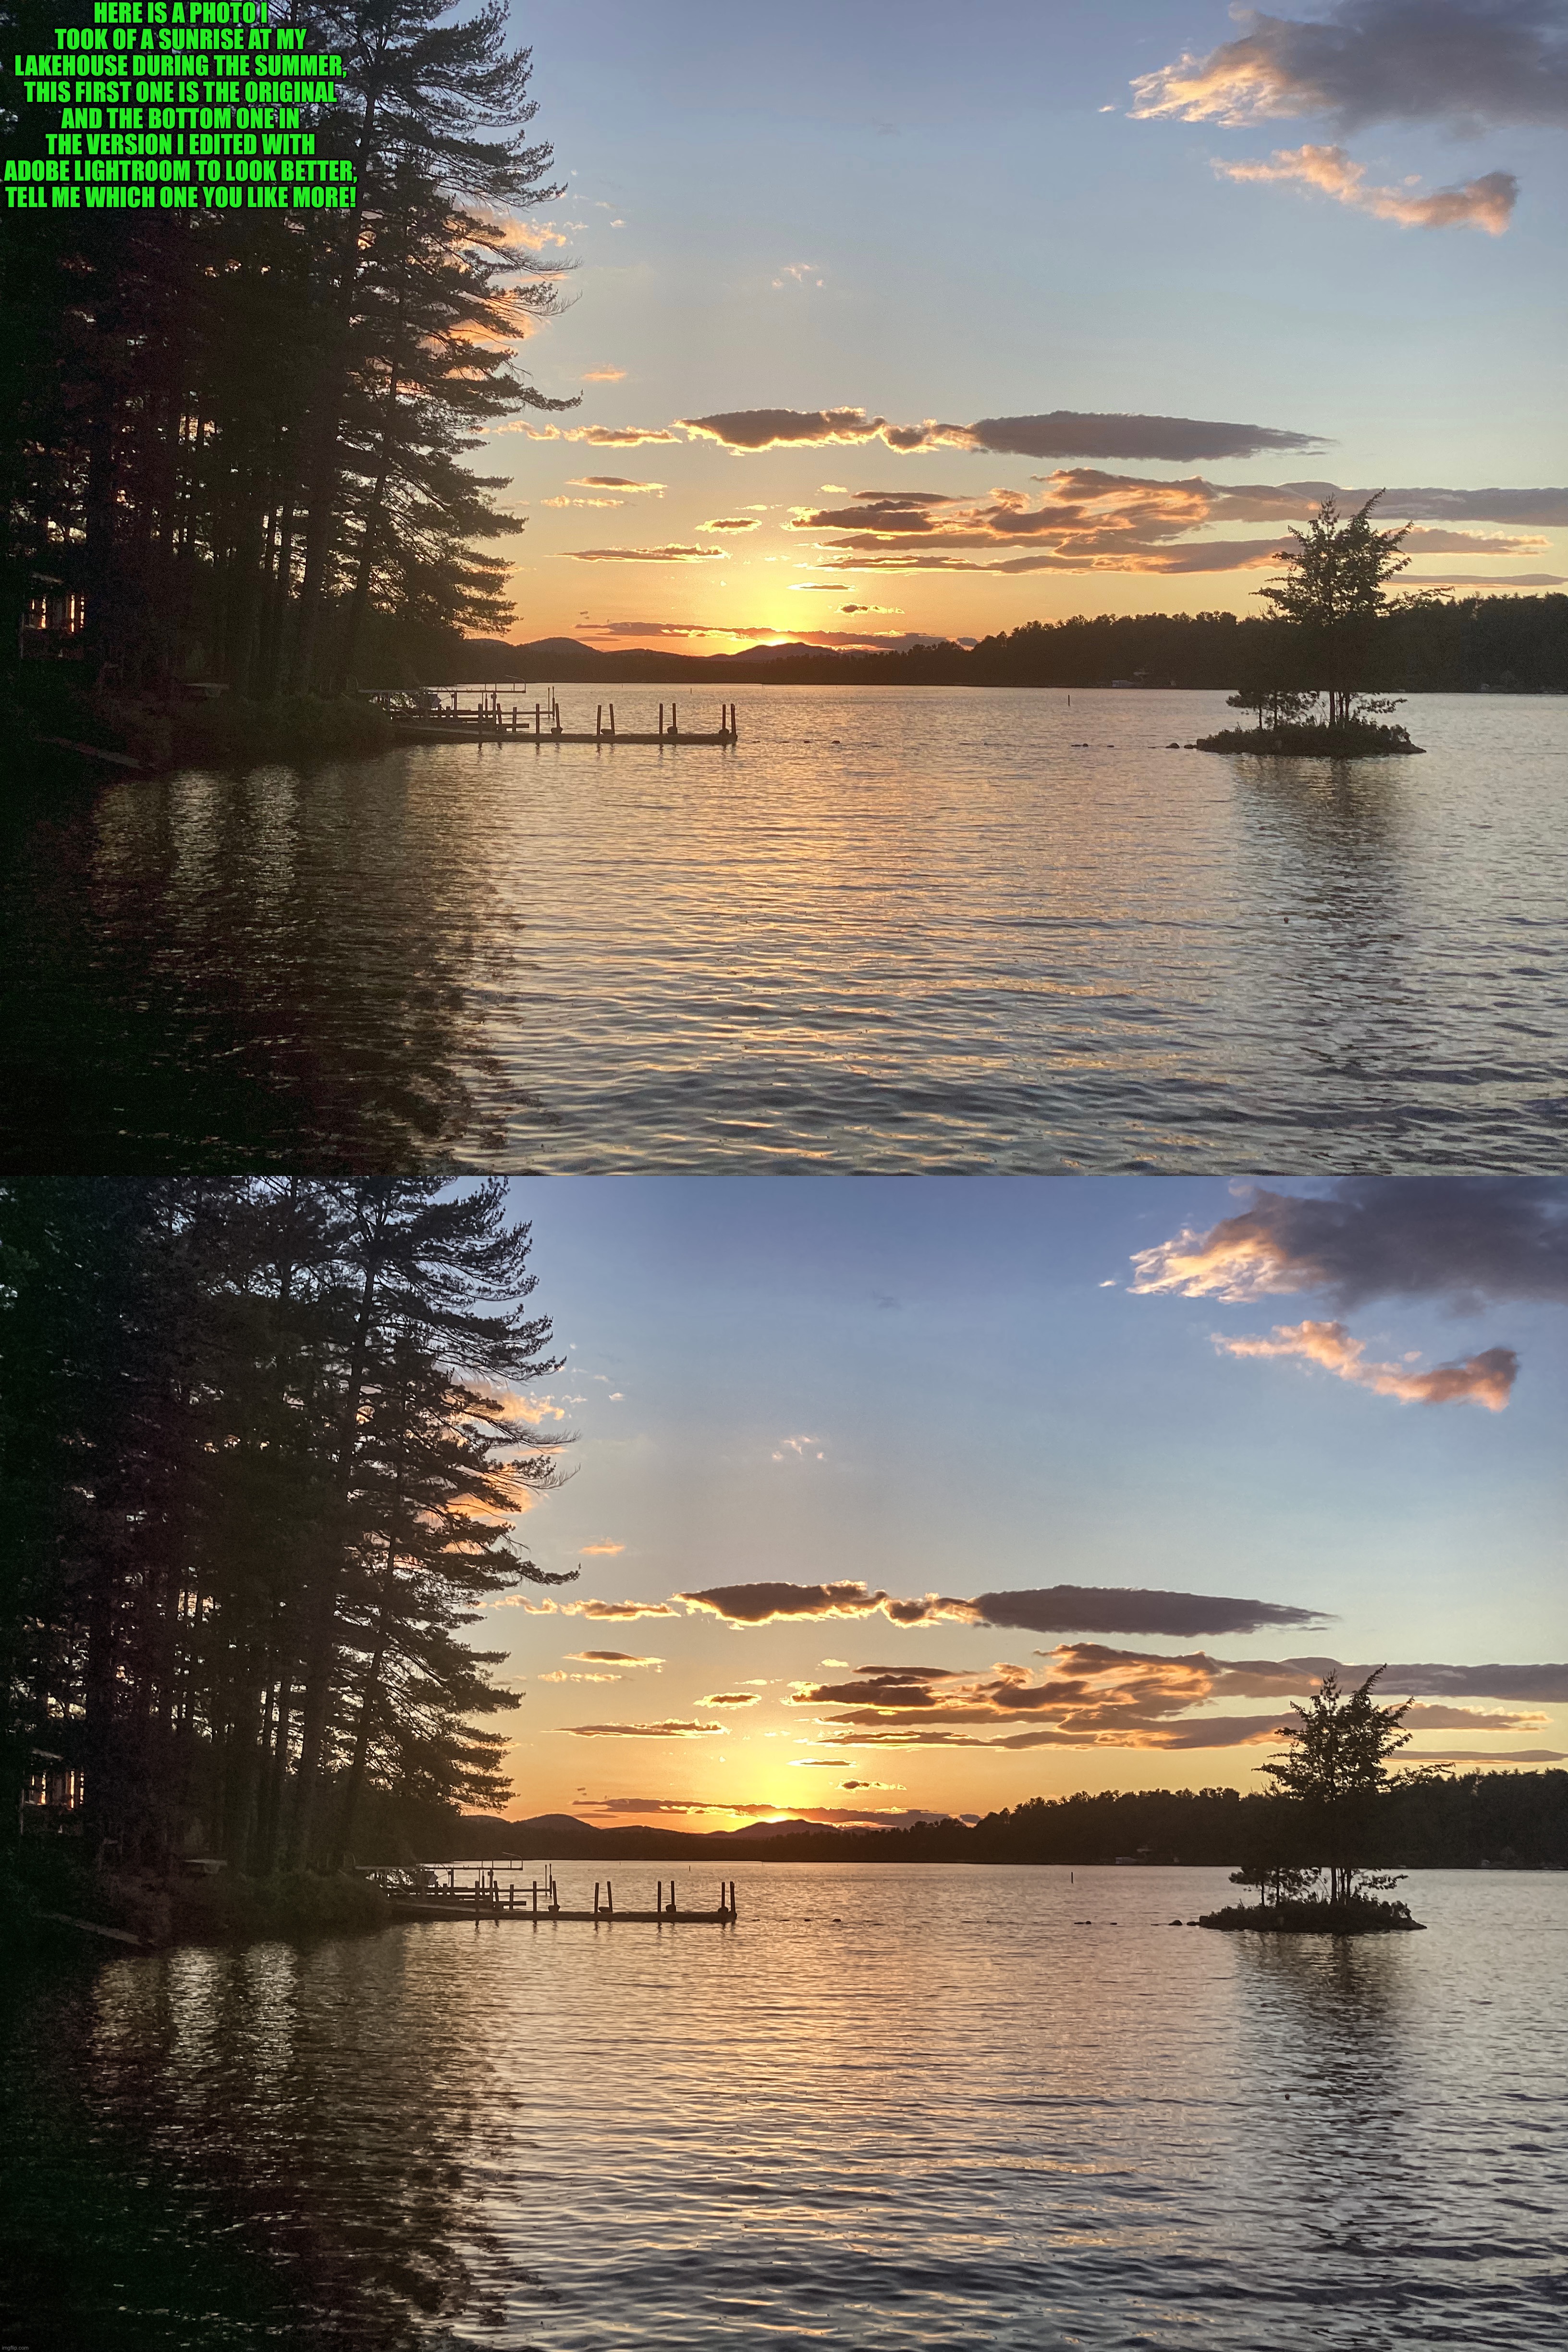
top-left (380, 1874), bottom-right (739, 1926)
top-left (376, 695), bottom-right (738, 747)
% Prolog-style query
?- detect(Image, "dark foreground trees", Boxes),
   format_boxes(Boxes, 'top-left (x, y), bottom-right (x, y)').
top-left (0, 0), bottom-right (573, 701)
top-left (0, 1178), bottom-right (573, 1875)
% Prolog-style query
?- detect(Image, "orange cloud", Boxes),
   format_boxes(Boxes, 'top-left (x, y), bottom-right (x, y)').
top-left (579, 1542), bottom-right (626, 1556)
top-left (700, 1691), bottom-right (761, 1706)
top-left (562, 1719), bottom-right (727, 1739)
top-left (569, 1651), bottom-right (663, 1666)
top-left (582, 366), bottom-right (627, 381)
top-left (1216, 144), bottom-right (1517, 233)
top-left (563, 545), bottom-right (729, 564)
top-left (1215, 1318), bottom-right (1518, 1409)
top-left (494, 1597), bottom-right (678, 1617)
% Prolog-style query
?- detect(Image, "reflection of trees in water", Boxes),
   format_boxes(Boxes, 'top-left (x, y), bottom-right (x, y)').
top-left (0, 755), bottom-right (544, 1171)
top-left (1225, 1935), bottom-right (1442, 2331)
top-left (1, 1936), bottom-right (541, 2347)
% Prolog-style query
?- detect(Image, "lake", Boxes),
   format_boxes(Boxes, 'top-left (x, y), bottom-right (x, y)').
top-left (3, 689), bottom-right (1564, 1172)
top-left (3, 1863), bottom-right (1563, 2349)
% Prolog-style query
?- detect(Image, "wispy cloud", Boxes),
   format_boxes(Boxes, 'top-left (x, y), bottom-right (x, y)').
top-left (581, 366), bottom-right (627, 382)
top-left (1214, 1319), bottom-right (1519, 1409)
top-left (579, 1542), bottom-right (626, 1556)
top-left (500, 1597), bottom-right (678, 1617)
top-left (568, 1650), bottom-right (663, 1666)
top-left (699, 516), bottom-right (762, 531)
top-left (563, 545), bottom-right (730, 564)
top-left (569, 477), bottom-right (665, 492)
top-left (1216, 143), bottom-right (1518, 232)
top-left (700, 1691), bottom-right (761, 1706)
top-left (563, 1720), bottom-right (727, 1739)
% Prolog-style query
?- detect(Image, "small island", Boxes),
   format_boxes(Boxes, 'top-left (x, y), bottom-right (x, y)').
top-left (1198, 495), bottom-right (1428, 759)
top-left (1200, 1669), bottom-right (1427, 1933)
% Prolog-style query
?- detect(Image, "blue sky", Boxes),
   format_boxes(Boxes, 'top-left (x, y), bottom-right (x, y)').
top-left (476, 1178), bottom-right (1568, 1826)
top-left (484, 0), bottom-right (1568, 651)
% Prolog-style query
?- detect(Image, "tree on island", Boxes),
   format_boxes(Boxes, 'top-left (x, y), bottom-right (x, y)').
top-left (1201, 495), bottom-right (1425, 755)
top-left (1206, 1668), bottom-right (1421, 1930)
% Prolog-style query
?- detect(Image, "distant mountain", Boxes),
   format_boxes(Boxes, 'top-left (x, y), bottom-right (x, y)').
top-left (493, 1812), bottom-right (593, 1835)
top-left (708, 1816), bottom-right (847, 1839)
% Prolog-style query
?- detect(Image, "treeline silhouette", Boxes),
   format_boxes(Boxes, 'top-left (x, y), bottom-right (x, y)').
top-left (401, 594), bottom-right (1568, 692)
top-left (0, 0), bottom-right (570, 698)
top-left (440, 1774), bottom-right (1568, 1870)
top-left (1, 1178), bottom-right (572, 1874)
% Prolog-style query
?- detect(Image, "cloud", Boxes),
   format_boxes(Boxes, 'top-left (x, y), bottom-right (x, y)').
top-left (563, 1720), bottom-right (727, 1739)
top-left (1402, 1704), bottom-right (1549, 1728)
top-left (582, 366), bottom-right (627, 382)
top-left (674, 1580), bottom-right (1324, 1635)
top-left (1216, 143), bottom-right (1518, 232)
top-left (678, 407), bottom-right (1326, 461)
top-left (1190, 482), bottom-right (1568, 526)
top-left (563, 545), bottom-right (730, 563)
top-left (1130, 1178), bottom-right (1568, 1310)
top-left (786, 1643), bottom-right (1568, 1751)
top-left (513, 423), bottom-right (680, 445)
top-left (699, 517), bottom-right (762, 531)
top-left (579, 1542), bottom-right (625, 1556)
top-left (568, 1651), bottom-right (663, 1666)
top-left (569, 426), bottom-right (679, 446)
top-left (772, 261), bottom-right (824, 287)
top-left (1129, 0), bottom-right (1568, 133)
top-left (539, 1669), bottom-right (624, 1683)
top-left (543, 496), bottom-right (625, 509)
top-left (569, 477), bottom-right (665, 492)
top-left (701, 1691), bottom-right (761, 1706)
top-left (1215, 1319), bottom-right (1519, 1409)
top-left (502, 1597), bottom-right (678, 1617)
top-left (772, 1434), bottom-right (825, 1460)
top-left (782, 471), bottom-right (1564, 578)
top-left (969, 1586), bottom-right (1328, 1635)
top-left (677, 1580), bottom-right (977, 1625)
top-left (1399, 1750), bottom-right (1567, 1762)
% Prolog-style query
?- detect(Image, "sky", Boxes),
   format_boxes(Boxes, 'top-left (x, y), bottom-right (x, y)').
top-left (478, 0), bottom-right (1568, 654)
top-left (469, 1177), bottom-right (1568, 1830)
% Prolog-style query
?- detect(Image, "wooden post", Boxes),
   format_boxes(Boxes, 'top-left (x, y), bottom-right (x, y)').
top-left (609, 703), bottom-right (615, 739)
top-left (607, 1880), bottom-right (613, 1918)
top-left (658, 702), bottom-right (664, 742)
top-left (672, 702), bottom-right (678, 737)
top-left (596, 704), bottom-right (602, 742)
top-left (532, 1879), bottom-right (538, 1918)
top-left (594, 1881), bottom-right (600, 1920)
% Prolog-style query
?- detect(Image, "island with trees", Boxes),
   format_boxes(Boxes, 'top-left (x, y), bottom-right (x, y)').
top-left (1194, 495), bottom-right (1426, 758)
top-left (1196, 1669), bottom-right (1425, 1932)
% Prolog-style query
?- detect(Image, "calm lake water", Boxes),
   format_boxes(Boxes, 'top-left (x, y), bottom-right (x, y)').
top-left (4, 690), bottom-right (1564, 1171)
top-left (3, 1864), bottom-right (1564, 2349)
